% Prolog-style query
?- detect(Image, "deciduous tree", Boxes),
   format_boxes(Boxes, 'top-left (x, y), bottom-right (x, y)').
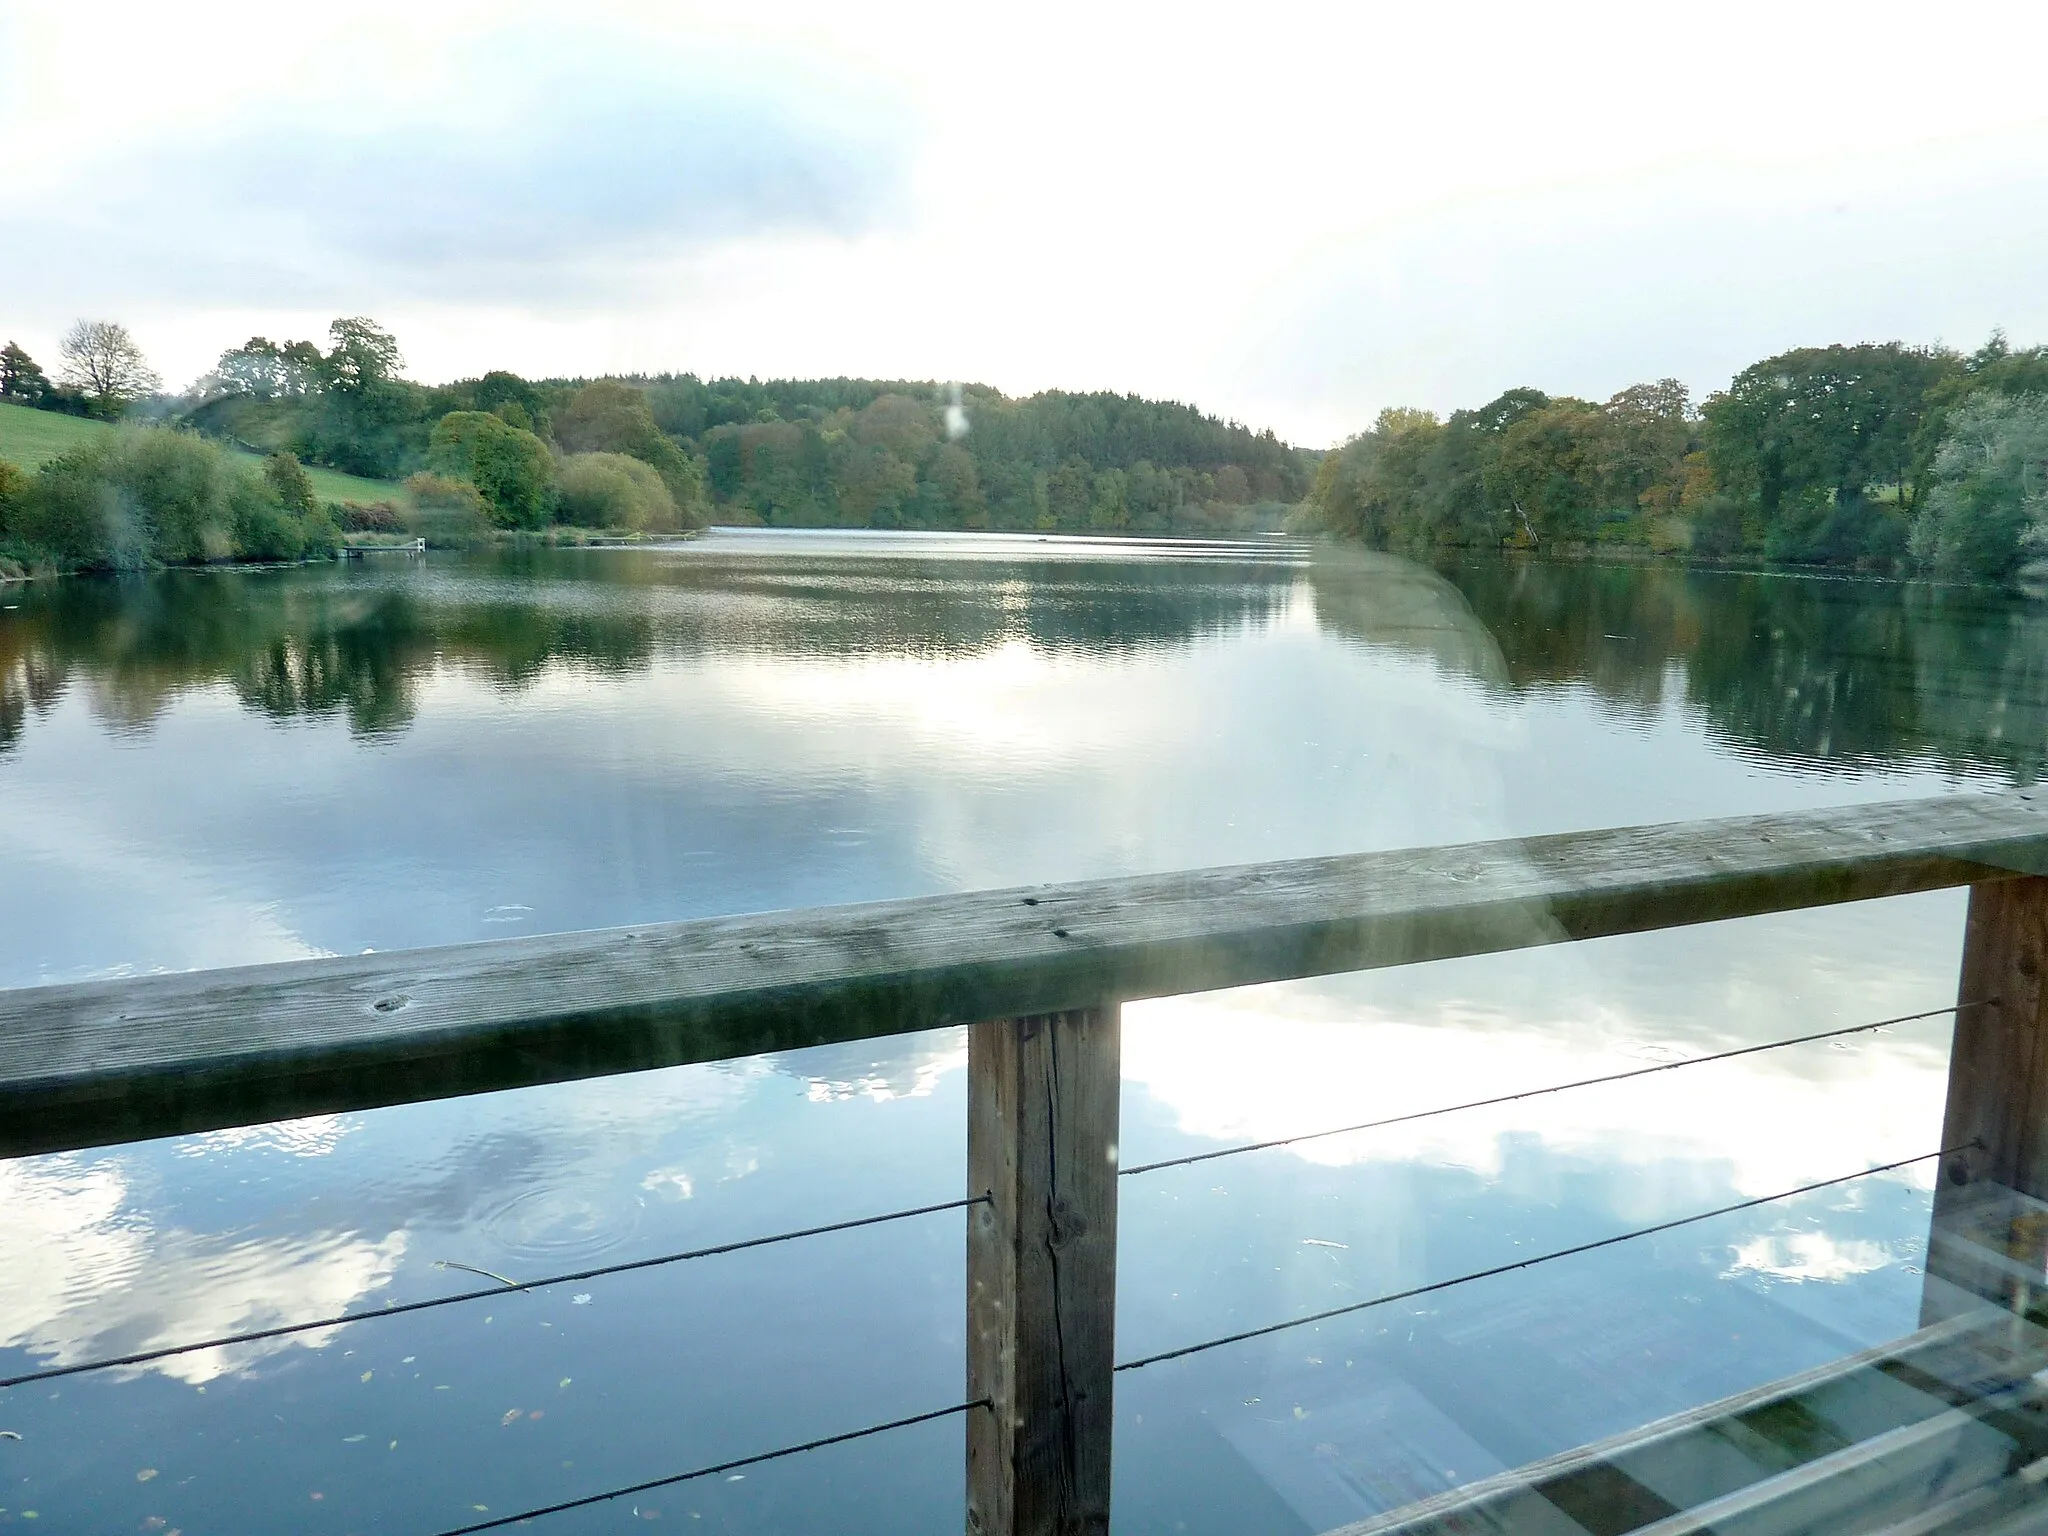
top-left (57, 320), bottom-right (161, 414)
top-left (1911, 393), bottom-right (2048, 582)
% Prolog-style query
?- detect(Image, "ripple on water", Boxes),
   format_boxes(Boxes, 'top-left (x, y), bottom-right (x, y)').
top-left (478, 1181), bottom-right (644, 1267)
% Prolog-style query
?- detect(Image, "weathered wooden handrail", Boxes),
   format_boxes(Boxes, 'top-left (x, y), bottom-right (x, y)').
top-left (8, 792), bottom-right (2048, 1536)
top-left (2, 791), bottom-right (2045, 1160)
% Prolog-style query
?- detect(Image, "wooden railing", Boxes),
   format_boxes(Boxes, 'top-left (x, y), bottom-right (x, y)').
top-left (4, 790), bottom-right (2048, 1534)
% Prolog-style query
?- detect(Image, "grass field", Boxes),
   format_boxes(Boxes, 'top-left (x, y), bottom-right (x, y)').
top-left (0, 401), bottom-right (406, 506)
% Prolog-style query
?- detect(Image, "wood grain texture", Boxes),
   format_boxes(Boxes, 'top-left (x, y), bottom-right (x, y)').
top-left (1923, 878), bottom-right (2048, 1326)
top-left (1934, 878), bottom-right (2048, 1196)
top-left (967, 1008), bottom-right (1119, 1536)
top-left (3, 791), bottom-right (2046, 1156)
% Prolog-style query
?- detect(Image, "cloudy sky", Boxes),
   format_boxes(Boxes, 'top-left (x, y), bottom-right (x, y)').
top-left (5, 0), bottom-right (2048, 444)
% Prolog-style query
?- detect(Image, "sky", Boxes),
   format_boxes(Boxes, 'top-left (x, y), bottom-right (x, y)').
top-left (6, 0), bottom-right (2048, 446)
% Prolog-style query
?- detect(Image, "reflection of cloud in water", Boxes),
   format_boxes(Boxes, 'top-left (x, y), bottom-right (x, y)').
top-left (641, 1167), bottom-right (695, 1200)
top-left (1125, 999), bottom-right (1944, 1199)
top-left (1123, 895), bottom-right (1962, 1201)
top-left (0, 1157), bottom-right (405, 1385)
top-left (1726, 1232), bottom-right (1895, 1284)
top-left (0, 1069), bottom-right (770, 1391)
top-left (172, 1113), bottom-right (354, 1159)
top-left (788, 1030), bottom-right (969, 1104)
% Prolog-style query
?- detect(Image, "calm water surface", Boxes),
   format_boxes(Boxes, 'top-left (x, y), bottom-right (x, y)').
top-left (3, 530), bottom-right (2046, 1533)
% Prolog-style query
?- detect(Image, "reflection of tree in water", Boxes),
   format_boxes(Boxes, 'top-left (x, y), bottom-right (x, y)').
top-left (1310, 552), bottom-right (2048, 782)
top-left (0, 548), bottom-right (1301, 752)
top-left (0, 622), bottom-right (66, 754)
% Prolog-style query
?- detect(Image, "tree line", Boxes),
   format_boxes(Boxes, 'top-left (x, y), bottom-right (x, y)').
top-left (0, 317), bottom-right (1312, 576)
top-left (12, 313), bottom-right (2048, 585)
top-left (1300, 334), bottom-right (2048, 586)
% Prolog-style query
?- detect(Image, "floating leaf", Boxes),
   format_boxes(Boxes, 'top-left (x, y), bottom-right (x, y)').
top-left (343, 1435), bottom-right (366, 1444)
top-left (501, 1409), bottom-right (521, 1427)
top-left (360, 1371), bottom-right (373, 1383)
top-left (558, 1378), bottom-right (572, 1389)
top-left (137, 1469), bottom-right (158, 1482)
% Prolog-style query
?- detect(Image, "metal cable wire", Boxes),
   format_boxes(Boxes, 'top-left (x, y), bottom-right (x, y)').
top-left (430, 1397), bottom-right (990, 1535)
top-left (1120, 1001), bottom-right (1988, 1178)
top-left (3, 1004), bottom-right (1982, 1390)
top-left (0, 1194), bottom-right (990, 1391)
top-left (1113, 1142), bottom-right (1976, 1373)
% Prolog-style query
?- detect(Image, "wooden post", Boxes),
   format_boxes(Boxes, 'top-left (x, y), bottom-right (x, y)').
top-left (966, 1006), bottom-right (1121, 1536)
top-left (1923, 878), bottom-right (2048, 1323)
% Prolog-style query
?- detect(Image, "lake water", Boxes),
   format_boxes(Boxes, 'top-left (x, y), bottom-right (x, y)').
top-left (2, 530), bottom-right (2045, 1533)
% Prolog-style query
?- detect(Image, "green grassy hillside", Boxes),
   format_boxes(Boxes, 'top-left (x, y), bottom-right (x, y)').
top-left (0, 402), bottom-right (404, 506)
top-left (0, 401), bottom-right (108, 466)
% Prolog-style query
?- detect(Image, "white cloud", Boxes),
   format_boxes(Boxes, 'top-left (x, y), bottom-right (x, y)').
top-left (8, 1), bottom-right (2048, 438)
top-left (0, 26), bottom-right (914, 315)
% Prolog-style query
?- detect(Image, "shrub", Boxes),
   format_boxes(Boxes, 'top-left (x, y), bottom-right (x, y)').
top-left (1689, 494), bottom-right (1748, 558)
top-left (403, 472), bottom-right (491, 548)
top-left (7, 429), bottom-right (331, 570)
top-left (339, 500), bottom-right (405, 532)
top-left (17, 446), bottom-right (129, 567)
top-left (233, 476), bottom-right (312, 561)
top-left (555, 451), bottom-right (681, 532)
top-left (428, 411), bottom-right (555, 529)
top-left (118, 429), bottom-right (241, 561)
top-left (0, 458), bottom-right (27, 542)
top-left (554, 381), bottom-right (710, 523)
top-left (264, 451), bottom-right (317, 515)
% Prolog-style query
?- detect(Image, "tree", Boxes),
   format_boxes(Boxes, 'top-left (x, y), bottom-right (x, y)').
top-left (833, 442), bottom-right (916, 526)
top-left (264, 452), bottom-right (317, 516)
top-left (553, 380), bottom-right (705, 513)
top-left (57, 320), bottom-right (161, 414)
top-left (1602, 380), bottom-right (1694, 517)
top-left (1492, 401), bottom-right (1609, 544)
top-left (0, 343), bottom-right (51, 406)
top-left (1910, 393), bottom-right (2048, 583)
top-left (213, 337), bottom-right (327, 400)
top-left (1046, 456), bottom-right (1093, 527)
top-left (325, 318), bottom-right (403, 394)
top-left (215, 338), bottom-right (286, 398)
top-left (1703, 343), bottom-right (1958, 563)
top-left (428, 411), bottom-right (555, 529)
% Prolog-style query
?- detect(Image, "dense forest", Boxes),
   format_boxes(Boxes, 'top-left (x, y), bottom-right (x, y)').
top-left (1300, 334), bottom-right (2048, 586)
top-left (0, 317), bottom-right (1309, 574)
